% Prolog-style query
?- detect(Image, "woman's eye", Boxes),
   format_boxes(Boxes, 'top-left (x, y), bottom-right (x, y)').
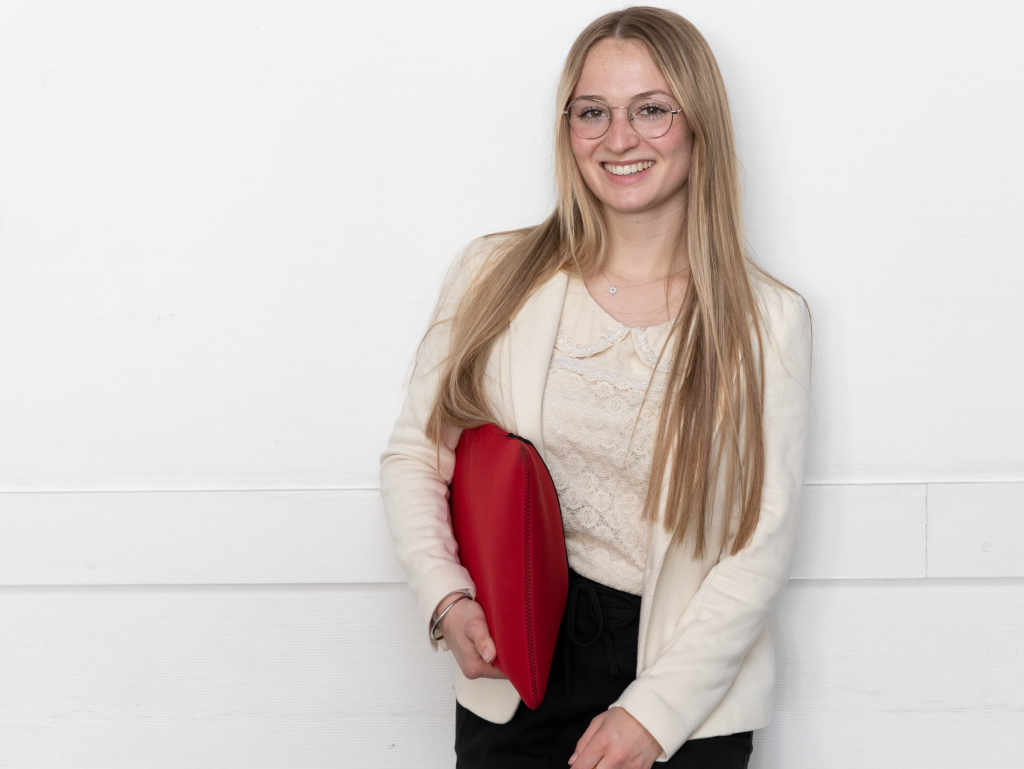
top-left (636, 103), bottom-right (668, 118)
top-left (577, 108), bottom-right (608, 121)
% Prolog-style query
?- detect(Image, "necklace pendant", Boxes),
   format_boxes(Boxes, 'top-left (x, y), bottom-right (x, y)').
top-left (608, 286), bottom-right (618, 294)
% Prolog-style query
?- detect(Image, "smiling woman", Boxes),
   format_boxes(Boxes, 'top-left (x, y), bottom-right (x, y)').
top-left (380, 6), bottom-right (812, 769)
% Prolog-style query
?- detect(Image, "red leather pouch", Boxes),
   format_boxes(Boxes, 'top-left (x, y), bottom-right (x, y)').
top-left (449, 423), bottom-right (569, 710)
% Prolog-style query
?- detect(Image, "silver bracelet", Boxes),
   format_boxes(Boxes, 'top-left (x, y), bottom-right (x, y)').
top-left (430, 592), bottom-right (472, 641)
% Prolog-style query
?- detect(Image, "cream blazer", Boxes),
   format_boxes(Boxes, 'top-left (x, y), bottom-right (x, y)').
top-left (379, 238), bottom-right (812, 760)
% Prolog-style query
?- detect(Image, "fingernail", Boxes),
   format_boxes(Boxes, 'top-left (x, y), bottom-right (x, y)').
top-left (568, 752), bottom-right (577, 764)
top-left (483, 647), bottom-right (494, 663)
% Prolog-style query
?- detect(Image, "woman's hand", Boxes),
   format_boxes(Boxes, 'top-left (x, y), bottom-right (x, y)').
top-left (568, 707), bottom-right (662, 769)
top-left (435, 593), bottom-right (507, 680)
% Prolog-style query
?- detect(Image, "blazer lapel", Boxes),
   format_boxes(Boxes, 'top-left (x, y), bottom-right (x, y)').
top-left (508, 269), bottom-right (569, 461)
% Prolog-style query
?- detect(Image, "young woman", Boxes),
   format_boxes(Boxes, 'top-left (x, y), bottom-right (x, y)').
top-left (380, 7), bottom-right (812, 768)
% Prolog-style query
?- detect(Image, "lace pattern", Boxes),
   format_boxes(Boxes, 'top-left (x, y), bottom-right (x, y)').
top-left (549, 356), bottom-right (666, 393)
top-left (633, 327), bottom-right (673, 371)
top-left (555, 325), bottom-right (629, 357)
top-left (542, 361), bottom-right (661, 594)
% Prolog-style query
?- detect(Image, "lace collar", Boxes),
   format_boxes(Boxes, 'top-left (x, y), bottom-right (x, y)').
top-left (553, 274), bottom-right (677, 371)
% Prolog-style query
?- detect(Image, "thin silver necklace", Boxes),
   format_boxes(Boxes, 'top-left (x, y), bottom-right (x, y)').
top-left (602, 268), bottom-right (687, 295)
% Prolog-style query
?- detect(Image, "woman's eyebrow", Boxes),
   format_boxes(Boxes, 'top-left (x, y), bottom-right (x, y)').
top-left (633, 89), bottom-right (674, 100)
top-left (572, 89), bottom-right (675, 102)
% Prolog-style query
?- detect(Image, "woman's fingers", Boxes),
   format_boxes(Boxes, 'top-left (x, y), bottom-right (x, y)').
top-left (568, 708), bottom-right (661, 769)
top-left (465, 613), bottom-right (496, 663)
top-left (568, 712), bottom-right (604, 765)
top-left (462, 612), bottom-right (504, 678)
top-left (441, 598), bottom-right (507, 680)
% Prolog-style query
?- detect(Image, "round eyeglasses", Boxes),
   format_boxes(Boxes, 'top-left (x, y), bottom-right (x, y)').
top-left (563, 97), bottom-right (681, 140)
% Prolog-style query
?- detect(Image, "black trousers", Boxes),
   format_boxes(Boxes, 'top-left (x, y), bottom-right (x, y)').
top-left (455, 569), bottom-right (754, 768)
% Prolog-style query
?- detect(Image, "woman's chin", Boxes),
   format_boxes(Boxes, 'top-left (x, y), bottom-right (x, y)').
top-left (599, 194), bottom-right (663, 217)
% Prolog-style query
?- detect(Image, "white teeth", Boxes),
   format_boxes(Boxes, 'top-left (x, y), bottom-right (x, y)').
top-left (603, 161), bottom-right (653, 176)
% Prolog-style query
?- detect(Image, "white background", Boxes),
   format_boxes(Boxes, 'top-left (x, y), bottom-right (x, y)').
top-left (0, 1), bottom-right (1022, 766)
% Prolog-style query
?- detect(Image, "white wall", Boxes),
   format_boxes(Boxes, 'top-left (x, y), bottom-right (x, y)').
top-left (1, 1), bottom-right (1021, 766)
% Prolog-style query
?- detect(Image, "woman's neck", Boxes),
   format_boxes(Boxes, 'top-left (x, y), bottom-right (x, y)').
top-left (582, 200), bottom-right (690, 329)
top-left (600, 198), bottom-right (687, 281)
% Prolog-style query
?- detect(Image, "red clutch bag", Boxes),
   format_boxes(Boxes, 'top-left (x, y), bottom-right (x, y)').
top-left (449, 423), bottom-right (569, 710)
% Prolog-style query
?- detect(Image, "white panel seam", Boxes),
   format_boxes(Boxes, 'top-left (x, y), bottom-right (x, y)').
top-left (3, 481), bottom-right (1022, 495)
top-left (925, 483), bottom-right (930, 578)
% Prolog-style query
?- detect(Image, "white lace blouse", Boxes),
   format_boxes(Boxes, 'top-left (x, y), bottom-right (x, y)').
top-left (541, 273), bottom-right (679, 595)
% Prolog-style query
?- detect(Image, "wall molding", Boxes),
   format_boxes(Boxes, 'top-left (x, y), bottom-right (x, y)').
top-left (0, 483), bottom-right (1020, 586)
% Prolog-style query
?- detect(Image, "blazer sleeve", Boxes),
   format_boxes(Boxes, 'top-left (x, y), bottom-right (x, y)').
top-left (610, 287), bottom-right (813, 758)
top-left (378, 238), bottom-right (496, 648)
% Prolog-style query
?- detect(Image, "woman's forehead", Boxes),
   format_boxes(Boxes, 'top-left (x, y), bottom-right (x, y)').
top-left (572, 38), bottom-right (672, 102)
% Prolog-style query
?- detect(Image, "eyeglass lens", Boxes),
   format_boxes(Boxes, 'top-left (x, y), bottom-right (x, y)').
top-left (566, 98), bottom-right (675, 139)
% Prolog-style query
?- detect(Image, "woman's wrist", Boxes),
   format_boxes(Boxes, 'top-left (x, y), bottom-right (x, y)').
top-left (431, 590), bottom-right (473, 641)
top-left (434, 589), bottom-right (472, 620)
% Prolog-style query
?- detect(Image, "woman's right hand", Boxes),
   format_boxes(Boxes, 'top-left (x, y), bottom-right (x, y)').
top-left (436, 593), bottom-right (507, 680)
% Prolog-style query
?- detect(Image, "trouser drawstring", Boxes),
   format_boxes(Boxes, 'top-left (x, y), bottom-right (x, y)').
top-left (563, 574), bottom-right (640, 700)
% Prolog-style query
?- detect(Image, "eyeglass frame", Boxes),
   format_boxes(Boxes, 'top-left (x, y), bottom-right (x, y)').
top-left (562, 96), bottom-right (682, 140)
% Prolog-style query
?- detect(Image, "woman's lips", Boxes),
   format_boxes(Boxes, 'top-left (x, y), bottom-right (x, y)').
top-left (600, 160), bottom-right (655, 184)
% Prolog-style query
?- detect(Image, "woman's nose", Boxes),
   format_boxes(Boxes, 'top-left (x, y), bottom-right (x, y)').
top-left (604, 108), bottom-right (640, 152)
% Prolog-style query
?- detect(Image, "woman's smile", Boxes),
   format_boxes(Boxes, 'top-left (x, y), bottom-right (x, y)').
top-left (600, 159), bottom-right (656, 183)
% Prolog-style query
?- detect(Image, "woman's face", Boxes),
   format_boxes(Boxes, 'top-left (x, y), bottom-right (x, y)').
top-left (569, 38), bottom-right (693, 218)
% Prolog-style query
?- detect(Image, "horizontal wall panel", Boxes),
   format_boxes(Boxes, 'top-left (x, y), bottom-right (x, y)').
top-left (791, 484), bottom-right (926, 579)
top-left (927, 483), bottom-right (1024, 578)
top-left (757, 579), bottom-right (1024, 768)
top-left (0, 583), bottom-right (455, 769)
top-left (0, 483), bottom-right (967, 586)
top-left (0, 490), bottom-right (406, 586)
top-left (5, 482), bottom-right (1022, 585)
top-left (1, 579), bottom-right (1022, 768)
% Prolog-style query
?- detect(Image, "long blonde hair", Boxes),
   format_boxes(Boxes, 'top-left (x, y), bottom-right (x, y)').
top-left (423, 7), bottom-right (789, 558)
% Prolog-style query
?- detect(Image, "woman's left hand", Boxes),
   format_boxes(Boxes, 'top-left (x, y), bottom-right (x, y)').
top-left (568, 707), bottom-right (663, 768)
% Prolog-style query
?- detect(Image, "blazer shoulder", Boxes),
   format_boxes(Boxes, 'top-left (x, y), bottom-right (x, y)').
top-left (435, 233), bottom-right (517, 315)
top-left (749, 268), bottom-right (811, 336)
